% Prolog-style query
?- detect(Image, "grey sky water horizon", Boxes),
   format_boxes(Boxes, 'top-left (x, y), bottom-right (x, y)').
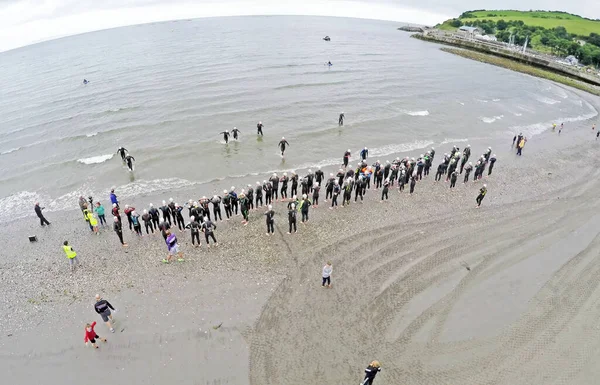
top-left (0, 0), bottom-right (599, 53)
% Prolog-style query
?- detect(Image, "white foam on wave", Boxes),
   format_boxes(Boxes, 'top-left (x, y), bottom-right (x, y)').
top-left (440, 138), bottom-right (469, 145)
top-left (481, 115), bottom-right (504, 124)
top-left (513, 113), bottom-right (523, 117)
top-left (406, 110), bottom-right (429, 116)
top-left (535, 96), bottom-right (561, 105)
top-left (492, 99), bottom-right (501, 102)
top-left (77, 154), bottom-right (114, 164)
top-left (1, 147), bottom-right (21, 155)
top-left (86, 132), bottom-right (98, 137)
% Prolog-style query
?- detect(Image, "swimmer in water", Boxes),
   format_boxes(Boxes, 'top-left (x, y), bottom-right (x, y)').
top-left (257, 121), bottom-right (264, 136)
top-left (116, 147), bottom-right (128, 161)
top-left (338, 112), bottom-right (344, 126)
top-left (83, 79), bottom-right (89, 85)
top-left (278, 137), bottom-right (290, 156)
top-left (231, 127), bottom-right (241, 140)
top-left (125, 154), bottom-right (135, 171)
top-left (220, 130), bottom-right (230, 144)
top-left (327, 61), bottom-right (332, 66)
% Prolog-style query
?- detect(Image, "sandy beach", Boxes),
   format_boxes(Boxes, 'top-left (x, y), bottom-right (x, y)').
top-left (2, 84), bottom-right (600, 384)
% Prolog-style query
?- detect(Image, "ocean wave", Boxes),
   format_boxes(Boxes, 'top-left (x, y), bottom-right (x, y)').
top-left (86, 132), bottom-right (98, 137)
top-left (492, 98), bottom-right (501, 102)
top-left (513, 113), bottom-right (523, 117)
top-left (509, 106), bottom-right (598, 137)
top-left (274, 80), bottom-right (348, 90)
top-left (1, 147), bottom-right (21, 155)
top-left (77, 154), bottom-right (114, 164)
top-left (440, 138), bottom-right (469, 145)
top-left (481, 115), bottom-right (504, 124)
top-left (535, 96), bottom-right (561, 105)
top-left (405, 110), bottom-right (429, 117)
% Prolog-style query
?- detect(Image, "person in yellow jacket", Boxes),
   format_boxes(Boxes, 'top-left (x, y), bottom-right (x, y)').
top-left (63, 241), bottom-right (79, 271)
top-left (85, 210), bottom-right (99, 234)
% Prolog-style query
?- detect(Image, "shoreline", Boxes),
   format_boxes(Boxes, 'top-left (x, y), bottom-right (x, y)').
top-left (2, 84), bottom-right (600, 383)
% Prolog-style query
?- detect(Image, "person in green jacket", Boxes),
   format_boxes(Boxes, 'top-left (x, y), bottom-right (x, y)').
top-left (95, 202), bottom-right (106, 226)
top-left (63, 241), bottom-right (79, 271)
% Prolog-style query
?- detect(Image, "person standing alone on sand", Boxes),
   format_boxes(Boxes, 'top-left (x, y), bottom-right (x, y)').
top-left (361, 361), bottom-right (381, 385)
top-left (34, 202), bottom-right (50, 226)
top-left (322, 262), bottom-right (332, 288)
top-left (94, 294), bottom-right (116, 333)
top-left (113, 217), bottom-right (128, 247)
top-left (265, 205), bottom-right (275, 235)
top-left (84, 322), bottom-right (107, 349)
top-left (476, 184), bottom-right (487, 208)
top-left (164, 230), bottom-right (184, 263)
top-left (62, 241), bottom-right (79, 272)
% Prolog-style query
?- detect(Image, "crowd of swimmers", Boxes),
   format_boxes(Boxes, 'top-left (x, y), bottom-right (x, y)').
top-left (42, 141), bottom-right (500, 270)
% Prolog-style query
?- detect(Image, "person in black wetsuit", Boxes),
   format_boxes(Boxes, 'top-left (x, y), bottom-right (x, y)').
top-left (231, 127), bottom-right (241, 140)
top-left (211, 195), bottom-right (222, 221)
top-left (409, 175), bottom-right (416, 194)
top-left (255, 182), bottom-right (263, 207)
top-left (476, 184), bottom-right (487, 207)
top-left (270, 173), bottom-right (279, 201)
top-left (160, 200), bottom-right (171, 225)
top-left (113, 217), bottom-right (127, 246)
top-left (257, 121), bottom-right (264, 136)
top-left (125, 155), bottom-right (135, 171)
top-left (488, 154), bottom-right (497, 175)
top-left (361, 361), bottom-right (381, 385)
top-left (435, 162), bottom-right (445, 182)
top-left (265, 205), bottom-right (275, 235)
top-left (34, 202), bottom-right (51, 226)
top-left (220, 130), bottom-right (230, 144)
top-left (315, 167), bottom-right (324, 186)
top-left (343, 149), bottom-right (351, 168)
top-left (463, 162), bottom-right (473, 183)
top-left (222, 190), bottom-right (232, 220)
top-left (381, 179), bottom-right (389, 201)
top-left (141, 209), bottom-right (154, 234)
top-left (290, 172), bottom-right (298, 197)
top-left (149, 203), bottom-right (160, 228)
top-left (278, 137), bottom-right (289, 156)
top-left (338, 112), bottom-right (345, 126)
top-left (450, 171), bottom-right (458, 188)
top-left (312, 183), bottom-right (320, 206)
top-left (201, 217), bottom-right (218, 247)
top-left (186, 216), bottom-right (201, 247)
top-left (280, 173), bottom-right (289, 200)
top-left (116, 147), bottom-right (128, 161)
top-left (287, 204), bottom-right (297, 234)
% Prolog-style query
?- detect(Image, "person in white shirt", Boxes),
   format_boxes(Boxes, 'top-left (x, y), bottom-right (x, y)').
top-left (322, 262), bottom-right (332, 288)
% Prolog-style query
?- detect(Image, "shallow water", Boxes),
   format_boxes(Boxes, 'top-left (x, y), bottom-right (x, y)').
top-left (0, 16), bottom-right (596, 222)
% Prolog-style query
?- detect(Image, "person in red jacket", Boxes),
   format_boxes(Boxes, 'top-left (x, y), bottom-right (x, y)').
top-left (84, 322), bottom-right (107, 349)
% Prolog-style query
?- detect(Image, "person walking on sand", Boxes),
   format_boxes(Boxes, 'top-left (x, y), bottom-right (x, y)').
top-left (34, 202), bottom-right (51, 226)
top-left (517, 137), bottom-right (526, 156)
top-left (94, 294), bottom-right (117, 333)
top-left (322, 262), bottom-right (332, 288)
top-left (450, 170), bottom-right (458, 188)
top-left (84, 322), bottom-right (107, 349)
top-left (265, 205), bottom-right (275, 235)
top-left (113, 217), bottom-right (128, 247)
top-left (476, 184), bottom-right (487, 208)
top-left (361, 361), bottom-right (382, 385)
top-left (164, 230), bottom-right (184, 263)
top-left (380, 178), bottom-right (389, 201)
top-left (488, 154), bottom-right (497, 175)
top-left (62, 241), bottom-right (79, 271)
top-left (85, 209), bottom-right (99, 234)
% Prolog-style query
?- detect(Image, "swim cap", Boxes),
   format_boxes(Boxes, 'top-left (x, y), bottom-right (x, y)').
top-left (268, 205), bottom-right (272, 209)
top-left (202, 196), bottom-right (206, 199)
top-left (143, 209), bottom-right (147, 214)
top-left (131, 211), bottom-right (137, 216)
top-left (259, 121), bottom-right (262, 124)
top-left (256, 181), bottom-right (260, 185)
top-left (233, 127), bottom-right (236, 130)
top-left (114, 217), bottom-right (119, 222)
top-left (493, 154), bottom-right (496, 157)
top-left (302, 194), bottom-right (307, 199)
top-left (334, 180), bottom-right (339, 184)
top-left (203, 216), bottom-right (208, 222)
top-left (231, 186), bottom-right (235, 191)
top-left (162, 200), bottom-right (166, 205)
top-left (291, 204), bottom-right (295, 209)
top-left (223, 190), bottom-right (228, 194)
top-left (169, 198), bottom-right (173, 202)
top-left (248, 184), bottom-right (252, 187)
top-left (347, 149), bottom-right (351, 152)
top-left (308, 169), bottom-right (312, 173)
top-left (125, 204), bottom-right (129, 209)
top-left (483, 184), bottom-right (487, 187)
top-left (263, 180), bottom-right (267, 183)
top-left (190, 216), bottom-right (195, 221)
top-left (431, 147), bottom-right (435, 150)
top-left (193, 201), bottom-right (198, 206)
top-left (284, 172), bottom-right (287, 176)
top-left (329, 173), bottom-right (333, 176)
top-left (149, 203), bottom-right (154, 207)
top-left (282, 136), bottom-right (285, 140)
top-left (113, 203), bottom-right (117, 208)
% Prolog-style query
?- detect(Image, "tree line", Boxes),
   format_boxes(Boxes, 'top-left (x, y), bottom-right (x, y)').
top-left (448, 18), bottom-right (600, 66)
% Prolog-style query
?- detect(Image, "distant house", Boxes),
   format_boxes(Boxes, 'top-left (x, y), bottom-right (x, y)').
top-left (458, 26), bottom-right (481, 35)
top-left (565, 55), bottom-right (579, 65)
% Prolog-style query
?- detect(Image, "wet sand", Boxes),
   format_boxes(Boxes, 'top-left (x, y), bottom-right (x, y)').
top-left (2, 88), bottom-right (600, 384)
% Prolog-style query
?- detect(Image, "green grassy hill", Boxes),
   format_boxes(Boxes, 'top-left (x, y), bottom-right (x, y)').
top-left (459, 11), bottom-right (600, 36)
